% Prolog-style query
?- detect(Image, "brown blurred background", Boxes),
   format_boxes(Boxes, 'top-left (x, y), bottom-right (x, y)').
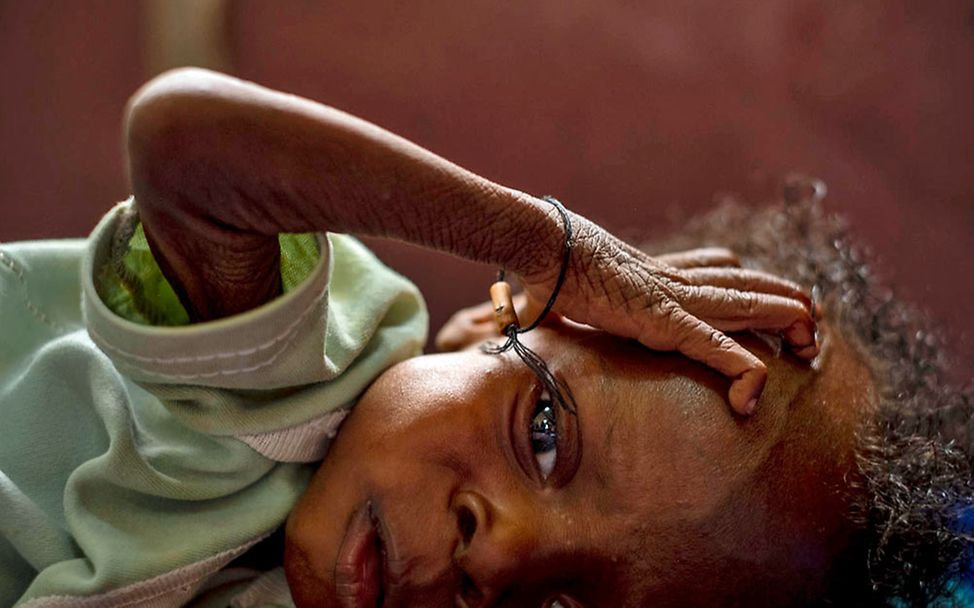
top-left (2, 1), bottom-right (972, 373)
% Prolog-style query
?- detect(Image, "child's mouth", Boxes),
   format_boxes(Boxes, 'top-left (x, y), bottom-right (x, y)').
top-left (334, 501), bottom-right (388, 607)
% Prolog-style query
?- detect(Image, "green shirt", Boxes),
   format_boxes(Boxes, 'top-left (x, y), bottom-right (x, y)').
top-left (0, 199), bottom-right (428, 607)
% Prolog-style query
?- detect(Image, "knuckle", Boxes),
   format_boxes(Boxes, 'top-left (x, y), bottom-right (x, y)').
top-left (655, 276), bottom-right (684, 301)
top-left (652, 294), bottom-right (682, 319)
top-left (707, 329), bottom-right (727, 350)
top-left (742, 292), bottom-right (759, 316)
top-left (646, 312), bottom-right (686, 349)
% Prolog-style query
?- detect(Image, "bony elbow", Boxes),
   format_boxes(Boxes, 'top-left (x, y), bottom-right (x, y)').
top-left (126, 67), bottom-right (225, 140)
top-left (124, 68), bottom-right (240, 191)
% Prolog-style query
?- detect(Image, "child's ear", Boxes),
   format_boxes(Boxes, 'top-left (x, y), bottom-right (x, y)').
top-left (434, 292), bottom-right (561, 352)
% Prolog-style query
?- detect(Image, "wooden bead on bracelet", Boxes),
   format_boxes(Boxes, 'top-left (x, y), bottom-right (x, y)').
top-left (489, 280), bottom-right (520, 335)
top-left (480, 196), bottom-right (576, 415)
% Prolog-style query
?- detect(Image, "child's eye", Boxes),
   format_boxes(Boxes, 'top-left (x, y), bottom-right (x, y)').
top-left (529, 389), bottom-right (558, 480)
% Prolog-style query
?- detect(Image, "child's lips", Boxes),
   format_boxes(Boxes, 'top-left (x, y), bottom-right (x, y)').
top-left (334, 501), bottom-right (387, 607)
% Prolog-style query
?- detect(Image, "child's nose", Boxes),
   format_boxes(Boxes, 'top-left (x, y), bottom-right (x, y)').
top-left (449, 489), bottom-right (544, 604)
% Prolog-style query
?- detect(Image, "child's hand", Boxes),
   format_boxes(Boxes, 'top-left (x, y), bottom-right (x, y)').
top-left (524, 218), bottom-right (817, 415)
top-left (440, 239), bottom-right (816, 415)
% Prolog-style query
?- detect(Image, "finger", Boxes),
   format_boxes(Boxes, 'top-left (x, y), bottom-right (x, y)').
top-left (435, 300), bottom-right (498, 352)
top-left (467, 299), bottom-right (501, 324)
top-left (682, 267), bottom-right (811, 309)
top-left (434, 318), bottom-right (474, 352)
top-left (656, 247), bottom-right (741, 269)
top-left (648, 311), bottom-right (767, 415)
top-left (680, 286), bottom-right (818, 358)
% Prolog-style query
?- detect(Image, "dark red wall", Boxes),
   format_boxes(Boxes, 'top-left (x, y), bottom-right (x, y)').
top-left (3, 1), bottom-right (972, 372)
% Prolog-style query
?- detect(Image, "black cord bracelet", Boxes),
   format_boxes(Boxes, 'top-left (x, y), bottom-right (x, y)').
top-left (481, 195), bottom-right (577, 415)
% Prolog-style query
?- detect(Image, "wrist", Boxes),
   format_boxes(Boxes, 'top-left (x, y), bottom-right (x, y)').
top-left (501, 190), bottom-right (573, 287)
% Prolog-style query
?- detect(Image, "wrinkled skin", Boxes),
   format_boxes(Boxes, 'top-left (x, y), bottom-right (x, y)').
top-left (127, 68), bottom-right (818, 413)
top-left (522, 228), bottom-right (820, 414)
top-left (285, 311), bottom-right (875, 607)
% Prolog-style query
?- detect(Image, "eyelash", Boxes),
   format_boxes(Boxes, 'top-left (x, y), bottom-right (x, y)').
top-left (529, 388), bottom-right (558, 481)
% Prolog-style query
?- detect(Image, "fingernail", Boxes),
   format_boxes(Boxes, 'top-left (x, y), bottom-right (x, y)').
top-left (794, 344), bottom-right (818, 359)
top-left (744, 398), bottom-right (758, 415)
top-left (810, 284), bottom-right (822, 321)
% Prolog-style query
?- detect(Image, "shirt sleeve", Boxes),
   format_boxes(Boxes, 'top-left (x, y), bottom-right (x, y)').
top-left (9, 198), bottom-right (427, 606)
top-left (82, 198), bottom-right (428, 456)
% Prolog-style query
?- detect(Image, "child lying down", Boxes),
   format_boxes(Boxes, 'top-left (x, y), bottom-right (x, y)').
top-left (0, 68), bottom-right (969, 607)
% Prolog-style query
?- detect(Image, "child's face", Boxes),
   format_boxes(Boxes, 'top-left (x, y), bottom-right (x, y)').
top-left (285, 320), bottom-right (871, 607)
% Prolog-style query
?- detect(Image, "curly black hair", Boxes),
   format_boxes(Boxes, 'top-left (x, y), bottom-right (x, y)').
top-left (650, 179), bottom-right (974, 607)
